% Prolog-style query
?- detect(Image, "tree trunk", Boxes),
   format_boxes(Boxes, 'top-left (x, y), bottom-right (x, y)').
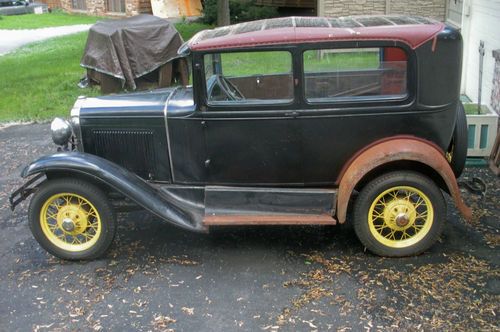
top-left (217, 0), bottom-right (230, 27)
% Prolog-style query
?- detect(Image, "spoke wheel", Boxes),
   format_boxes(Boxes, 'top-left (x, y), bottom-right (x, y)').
top-left (368, 186), bottom-right (433, 248)
top-left (29, 178), bottom-right (116, 260)
top-left (353, 171), bottom-right (445, 257)
top-left (40, 193), bottom-right (102, 252)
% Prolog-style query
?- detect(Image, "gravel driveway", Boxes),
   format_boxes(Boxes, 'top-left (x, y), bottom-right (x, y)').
top-left (0, 123), bottom-right (498, 331)
top-left (0, 24), bottom-right (92, 55)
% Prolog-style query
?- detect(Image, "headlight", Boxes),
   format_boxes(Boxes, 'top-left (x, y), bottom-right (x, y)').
top-left (51, 117), bottom-right (72, 146)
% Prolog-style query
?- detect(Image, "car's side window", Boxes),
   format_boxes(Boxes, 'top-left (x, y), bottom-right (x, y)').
top-left (303, 47), bottom-right (408, 102)
top-left (204, 51), bottom-right (293, 106)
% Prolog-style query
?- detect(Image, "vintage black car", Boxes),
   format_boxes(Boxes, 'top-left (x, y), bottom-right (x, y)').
top-left (11, 15), bottom-right (472, 260)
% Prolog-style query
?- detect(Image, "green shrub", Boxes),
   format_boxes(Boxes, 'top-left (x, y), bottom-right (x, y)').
top-left (201, 0), bottom-right (279, 25)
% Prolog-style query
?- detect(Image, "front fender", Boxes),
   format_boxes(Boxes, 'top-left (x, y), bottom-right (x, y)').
top-left (21, 152), bottom-right (205, 232)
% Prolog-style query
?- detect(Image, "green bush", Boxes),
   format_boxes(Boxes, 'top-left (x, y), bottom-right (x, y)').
top-left (201, 0), bottom-right (279, 25)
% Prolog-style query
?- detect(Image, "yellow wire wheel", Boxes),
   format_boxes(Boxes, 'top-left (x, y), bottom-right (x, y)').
top-left (29, 179), bottom-right (116, 260)
top-left (39, 193), bottom-right (102, 252)
top-left (367, 186), bottom-right (433, 248)
top-left (353, 171), bottom-right (445, 257)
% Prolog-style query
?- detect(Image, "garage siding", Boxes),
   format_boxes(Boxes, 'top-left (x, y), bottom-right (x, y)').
top-left (461, 0), bottom-right (500, 113)
top-left (318, 0), bottom-right (446, 22)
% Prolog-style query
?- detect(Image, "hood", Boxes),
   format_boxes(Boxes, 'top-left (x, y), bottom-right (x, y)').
top-left (77, 88), bottom-right (176, 118)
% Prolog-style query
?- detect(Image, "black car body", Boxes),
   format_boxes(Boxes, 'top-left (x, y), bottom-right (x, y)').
top-left (11, 16), bottom-right (472, 260)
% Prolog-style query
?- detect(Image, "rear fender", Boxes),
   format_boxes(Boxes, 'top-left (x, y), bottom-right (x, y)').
top-left (336, 137), bottom-right (473, 223)
top-left (20, 152), bottom-right (205, 232)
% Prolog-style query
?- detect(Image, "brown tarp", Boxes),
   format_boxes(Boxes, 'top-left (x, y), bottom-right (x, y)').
top-left (80, 14), bottom-right (184, 91)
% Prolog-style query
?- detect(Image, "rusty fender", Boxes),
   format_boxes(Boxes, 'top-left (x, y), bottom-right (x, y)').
top-left (336, 137), bottom-right (473, 223)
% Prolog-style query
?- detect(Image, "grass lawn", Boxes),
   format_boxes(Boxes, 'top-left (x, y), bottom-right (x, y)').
top-left (0, 32), bottom-right (98, 122)
top-left (220, 49), bottom-right (379, 77)
top-left (463, 103), bottom-right (490, 115)
top-left (0, 12), bottom-right (102, 29)
top-left (0, 16), bottom-right (380, 122)
top-left (221, 51), bottom-right (292, 76)
top-left (176, 22), bottom-right (212, 40)
top-left (0, 22), bottom-right (210, 122)
top-left (304, 50), bottom-right (379, 72)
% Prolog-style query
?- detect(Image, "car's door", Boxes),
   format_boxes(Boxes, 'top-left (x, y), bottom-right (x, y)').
top-left (201, 49), bottom-right (304, 185)
top-left (297, 45), bottom-right (413, 185)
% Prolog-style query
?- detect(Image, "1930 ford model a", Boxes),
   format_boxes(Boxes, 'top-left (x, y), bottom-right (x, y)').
top-left (10, 16), bottom-right (472, 260)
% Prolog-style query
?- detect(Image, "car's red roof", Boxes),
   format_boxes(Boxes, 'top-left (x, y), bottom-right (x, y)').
top-left (188, 16), bottom-right (446, 51)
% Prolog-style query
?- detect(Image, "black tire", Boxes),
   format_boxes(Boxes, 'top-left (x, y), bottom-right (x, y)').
top-left (28, 178), bottom-right (116, 260)
top-left (449, 101), bottom-right (468, 178)
top-left (353, 171), bottom-right (446, 257)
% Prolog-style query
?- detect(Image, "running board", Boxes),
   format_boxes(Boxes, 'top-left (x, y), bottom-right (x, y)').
top-left (205, 186), bottom-right (337, 216)
top-left (203, 214), bottom-right (337, 226)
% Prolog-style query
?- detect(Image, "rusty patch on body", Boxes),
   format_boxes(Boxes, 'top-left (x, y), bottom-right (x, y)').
top-left (204, 214), bottom-right (337, 226)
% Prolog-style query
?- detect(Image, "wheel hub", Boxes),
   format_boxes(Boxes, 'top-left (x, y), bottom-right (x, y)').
top-left (56, 204), bottom-right (88, 234)
top-left (395, 213), bottom-right (410, 227)
top-left (383, 199), bottom-right (417, 230)
top-left (61, 218), bottom-right (75, 232)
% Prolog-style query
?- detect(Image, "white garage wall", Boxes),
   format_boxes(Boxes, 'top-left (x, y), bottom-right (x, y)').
top-left (446, 0), bottom-right (464, 27)
top-left (461, 0), bottom-right (500, 111)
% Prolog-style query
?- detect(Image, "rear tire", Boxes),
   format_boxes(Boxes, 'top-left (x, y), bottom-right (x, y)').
top-left (28, 178), bottom-right (116, 260)
top-left (353, 171), bottom-right (446, 257)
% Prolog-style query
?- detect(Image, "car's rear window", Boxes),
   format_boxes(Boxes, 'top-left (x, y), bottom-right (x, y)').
top-left (303, 47), bottom-right (408, 102)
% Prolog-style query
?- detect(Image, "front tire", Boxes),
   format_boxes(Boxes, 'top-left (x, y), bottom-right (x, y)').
top-left (28, 178), bottom-right (116, 260)
top-left (353, 171), bottom-right (446, 257)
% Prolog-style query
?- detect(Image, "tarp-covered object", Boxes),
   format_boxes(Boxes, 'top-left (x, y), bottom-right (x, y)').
top-left (81, 14), bottom-right (184, 90)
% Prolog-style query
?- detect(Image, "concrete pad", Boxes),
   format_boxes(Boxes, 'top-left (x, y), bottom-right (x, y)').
top-left (0, 24), bottom-right (92, 55)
